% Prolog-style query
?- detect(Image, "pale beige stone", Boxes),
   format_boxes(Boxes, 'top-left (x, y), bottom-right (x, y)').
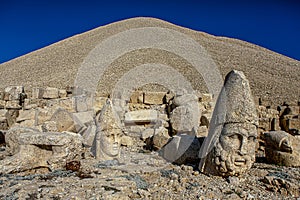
top-left (6, 100), bottom-right (22, 109)
top-left (144, 91), bottom-right (165, 105)
top-left (42, 87), bottom-right (59, 99)
top-left (264, 131), bottom-right (300, 167)
top-left (32, 87), bottom-right (44, 99)
top-left (92, 99), bottom-right (123, 161)
top-left (0, 100), bottom-right (5, 109)
top-left (130, 91), bottom-right (144, 104)
top-left (200, 70), bottom-right (258, 177)
top-left (120, 135), bottom-right (134, 146)
top-left (16, 109), bottom-right (35, 122)
top-left (4, 86), bottom-right (24, 100)
top-left (124, 110), bottom-right (158, 124)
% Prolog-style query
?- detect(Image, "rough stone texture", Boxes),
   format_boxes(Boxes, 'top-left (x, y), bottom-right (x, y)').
top-left (152, 127), bottom-right (170, 150)
top-left (4, 86), bottom-right (24, 101)
top-left (120, 135), bottom-right (134, 147)
top-left (129, 91), bottom-right (143, 104)
top-left (124, 109), bottom-right (158, 124)
top-left (31, 88), bottom-right (44, 99)
top-left (144, 91), bottom-right (166, 105)
top-left (92, 99), bottom-right (123, 161)
top-left (41, 121), bottom-right (58, 132)
top-left (42, 87), bottom-right (59, 99)
top-left (50, 108), bottom-right (83, 133)
top-left (161, 134), bottom-right (201, 165)
top-left (200, 70), bottom-right (258, 177)
top-left (4, 126), bottom-right (40, 155)
top-left (16, 110), bottom-right (35, 123)
top-left (170, 92), bottom-right (200, 134)
top-left (0, 131), bottom-right (84, 173)
top-left (264, 131), bottom-right (300, 167)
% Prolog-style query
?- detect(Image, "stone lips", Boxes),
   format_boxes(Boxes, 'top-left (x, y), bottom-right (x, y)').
top-left (0, 17), bottom-right (299, 107)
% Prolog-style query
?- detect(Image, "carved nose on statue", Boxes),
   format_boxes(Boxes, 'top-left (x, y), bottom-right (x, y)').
top-left (239, 140), bottom-right (248, 155)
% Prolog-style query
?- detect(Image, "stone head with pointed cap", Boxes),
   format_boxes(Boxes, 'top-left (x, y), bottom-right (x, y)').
top-left (93, 98), bottom-right (123, 161)
top-left (199, 70), bottom-right (258, 177)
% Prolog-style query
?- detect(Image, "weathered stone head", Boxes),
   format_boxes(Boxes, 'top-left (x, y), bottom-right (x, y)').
top-left (264, 131), bottom-right (300, 167)
top-left (93, 99), bottom-right (123, 161)
top-left (199, 70), bottom-right (258, 177)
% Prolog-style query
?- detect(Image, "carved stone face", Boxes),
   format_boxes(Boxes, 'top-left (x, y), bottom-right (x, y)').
top-left (214, 123), bottom-right (257, 176)
top-left (100, 128), bottom-right (122, 158)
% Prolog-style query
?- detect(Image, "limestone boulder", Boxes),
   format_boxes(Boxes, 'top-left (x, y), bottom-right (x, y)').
top-left (152, 127), bottom-right (170, 150)
top-left (160, 134), bottom-right (201, 165)
top-left (5, 126), bottom-right (40, 155)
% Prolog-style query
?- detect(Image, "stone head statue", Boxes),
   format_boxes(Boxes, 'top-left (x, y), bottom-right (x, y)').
top-left (199, 70), bottom-right (258, 177)
top-left (93, 99), bottom-right (123, 161)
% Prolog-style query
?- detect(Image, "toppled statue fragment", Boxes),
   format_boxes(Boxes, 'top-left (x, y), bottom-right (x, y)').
top-left (264, 131), bottom-right (300, 167)
top-left (0, 129), bottom-right (84, 174)
top-left (92, 99), bottom-right (123, 161)
top-left (199, 70), bottom-right (258, 177)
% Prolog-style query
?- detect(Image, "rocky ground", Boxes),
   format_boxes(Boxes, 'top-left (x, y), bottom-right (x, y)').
top-left (1, 144), bottom-right (299, 200)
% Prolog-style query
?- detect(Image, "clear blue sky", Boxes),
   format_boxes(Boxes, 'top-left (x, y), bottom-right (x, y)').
top-left (1, 0), bottom-right (300, 64)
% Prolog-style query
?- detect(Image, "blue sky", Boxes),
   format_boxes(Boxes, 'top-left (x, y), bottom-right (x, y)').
top-left (1, 0), bottom-right (300, 64)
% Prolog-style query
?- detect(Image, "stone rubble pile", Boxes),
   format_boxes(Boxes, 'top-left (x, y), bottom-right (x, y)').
top-left (0, 73), bottom-right (300, 176)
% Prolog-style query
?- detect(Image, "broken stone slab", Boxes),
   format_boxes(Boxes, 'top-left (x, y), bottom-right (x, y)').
top-left (5, 126), bottom-right (40, 155)
top-left (264, 131), bottom-right (300, 167)
top-left (130, 91), bottom-right (144, 104)
top-left (16, 109), bottom-right (35, 123)
top-left (50, 108), bottom-right (85, 133)
top-left (144, 91), bottom-right (166, 105)
top-left (4, 86), bottom-right (24, 101)
top-left (72, 111), bottom-right (95, 126)
top-left (160, 134), bottom-right (201, 165)
top-left (72, 95), bottom-right (93, 112)
top-left (0, 131), bottom-right (84, 174)
top-left (58, 89), bottom-right (67, 98)
top-left (124, 110), bottom-right (158, 125)
top-left (82, 124), bottom-right (96, 147)
top-left (152, 127), bottom-right (170, 150)
top-left (170, 104), bottom-right (200, 133)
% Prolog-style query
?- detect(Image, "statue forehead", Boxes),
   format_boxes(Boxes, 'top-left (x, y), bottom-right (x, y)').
top-left (221, 123), bottom-right (257, 137)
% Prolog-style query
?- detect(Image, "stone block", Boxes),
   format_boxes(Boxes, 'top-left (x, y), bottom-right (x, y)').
top-left (288, 118), bottom-right (300, 130)
top-left (93, 96), bottom-right (107, 113)
top-left (72, 111), bottom-right (95, 126)
top-left (0, 109), bottom-right (7, 117)
top-left (58, 89), bottom-right (67, 98)
top-left (130, 91), bottom-right (144, 104)
top-left (50, 108), bottom-right (83, 133)
top-left (35, 107), bottom-right (57, 125)
top-left (0, 100), bottom-right (5, 109)
top-left (4, 86), bottom-right (24, 100)
top-left (58, 97), bottom-right (75, 112)
top-left (73, 95), bottom-right (93, 112)
top-left (141, 128), bottom-right (155, 140)
top-left (144, 92), bottom-right (165, 105)
top-left (5, 126), bottom-right (40, 155)
top-left (41, 121), bottom-right (58, 132)
top-left (120, 135), bottom-right (134, 146)
top-left (200, 93), bottom-right (213, 103)
top-left (42, 87), bottom-right (59, 99)
top-left (16, 109), bottom-right (35, 122)
top-left (160, 134), bottom-right (200, 165)
top-left (264, 131), bottom-right (300, 167)
top-left (0, 117), bottom-right (8, 130)
top-left (82, 124), bottom-right (96, 147)
top-left (18, 119), bottom-right (36, 128)
top-left (6, 100), bottom-right (22, 109)
top-left (152, 127), bottom-right (170, 150)
top-left (31, 87), bottom-right (44, 99)
top-left (124, 110), bottom-right (158, 124)
top-left (197, 126), bottom-right (208, 137)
